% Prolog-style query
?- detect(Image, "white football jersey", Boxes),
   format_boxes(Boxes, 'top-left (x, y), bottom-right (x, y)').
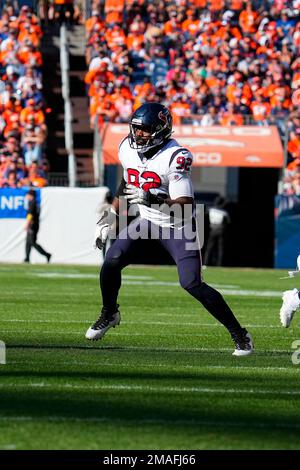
top-left (119, 137), bottom-right (194, 227)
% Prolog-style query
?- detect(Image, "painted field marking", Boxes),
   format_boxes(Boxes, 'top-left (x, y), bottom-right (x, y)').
top-left (0, 382), bottom-right (298, 396)
top-left (8, 360), bottom-right (293, 372)
top-left (0, 319), bottom-right (285, 328)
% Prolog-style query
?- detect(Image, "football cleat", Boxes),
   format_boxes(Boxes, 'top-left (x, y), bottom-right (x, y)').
top-left (279, 289), bottom-right (300, 328)
top-left (86, 306), bottom-right (120, 340)
top-left (230, 328), bottom-right (254, 356)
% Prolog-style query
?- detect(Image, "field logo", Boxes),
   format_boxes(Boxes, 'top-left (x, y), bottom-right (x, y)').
top-left (0, 340), bottom-right (6, 365)
top-left (291, 340), bottom-right (300, 365)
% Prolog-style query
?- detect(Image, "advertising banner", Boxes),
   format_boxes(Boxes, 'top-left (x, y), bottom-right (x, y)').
top-left (101, 124), bottom-right (284, 168)
top-left (0, 188), bottom-right (40, 219)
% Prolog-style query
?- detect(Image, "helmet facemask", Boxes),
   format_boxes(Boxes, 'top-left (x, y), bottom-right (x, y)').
top-left (129, 124), bottom-right (164, 153)
top-left (129, 108), bottom-right (173, 153)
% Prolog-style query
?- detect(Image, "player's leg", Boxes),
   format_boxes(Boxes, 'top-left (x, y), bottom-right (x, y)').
top-left (217, 232), bottom-right (225, 266)
top-left (159, 225), bottom-right (253, 356)
top-left (31, 231), bottom-right (51, 262)
top-left (86, 218), bottom-right (147, 340)
top-left (280, 288), bottom-right (300, 327)
top-left (24, 231), bottom-right (33, 262)
top-left (279, 254), bottom-right (300, 327)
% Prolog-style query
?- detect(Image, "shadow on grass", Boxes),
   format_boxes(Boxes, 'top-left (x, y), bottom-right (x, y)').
top-left (0, 388), bottom-right (300, 444)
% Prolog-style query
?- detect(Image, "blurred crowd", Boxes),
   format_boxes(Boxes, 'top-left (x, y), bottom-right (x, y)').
top-left (84, 0), bottom-right (300, 184)
top-left (0, 2), bottom-right (49, 189)
top-left (39, 1), bottom-right (83, 26)
top-left (281, 109), bottom-right (300, 196)
top-left (1, 1), bottom-right (300, 192)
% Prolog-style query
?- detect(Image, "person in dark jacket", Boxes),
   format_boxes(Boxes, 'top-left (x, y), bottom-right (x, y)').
top-left (24, 189), bottom-right (51, 263)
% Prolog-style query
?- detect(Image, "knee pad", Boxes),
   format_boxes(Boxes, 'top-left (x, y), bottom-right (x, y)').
top-left (179, 271), bottom-right (200, 290)
top-left (177, 256), bottom-right (202, 290)
top-left (103, 248), bottom-right (124, 270)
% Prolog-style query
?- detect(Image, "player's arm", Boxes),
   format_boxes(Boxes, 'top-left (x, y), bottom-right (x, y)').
top-left (153, 193), bottom-right (193, 209)
top-left (24, 213), bottom-right (33, 231)
top-left (24, 198), bottom-right (35, 230)
top-left (162, 149), bottom-right (194, 208)
top-left (124, 149), bottom-right (194, 210)
top-left (155, 174), bottom-right (194, 214)
top-left (94, 178), bottom-right (127, 250)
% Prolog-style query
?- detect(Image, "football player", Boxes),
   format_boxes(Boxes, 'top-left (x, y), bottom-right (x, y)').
top-left (86, 102), bottom-right (253, 356)
top-left (280, 255), bottom-right (300, 327)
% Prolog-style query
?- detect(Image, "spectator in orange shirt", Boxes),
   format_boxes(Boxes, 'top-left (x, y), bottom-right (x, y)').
top-left (182, 9), bottom-right (200, 38)
top-left (163, 11), bottom-right (183, 40)
top-left (17, 42), bottom-right (43, 68)
top-left (250, 93), bottom-right (271, 124)
top-left (85, 10), bottom-right (104, 37)
top-left (85, 63), bottom-right (114, 89)
top-left (170, 94), bottom-right (191, 125)
top-left (18, 22), bottom-right (40, 48)
top-left (96, 100), bottom-right (118, 129)
top-left (106, 24), bottom-right (126, 50)
top-left (208, 0), bottom-right (225, 20)
top-left (220, 103), bottom-right (244, 125)
top-left (239, 1), bottom-right (259, 34)
top-left (20, 99), bottom-right (45, 127)
top-left (126, 23), bottom-right (145, 51)
top-left (287, 129), bottom-right (300, 160)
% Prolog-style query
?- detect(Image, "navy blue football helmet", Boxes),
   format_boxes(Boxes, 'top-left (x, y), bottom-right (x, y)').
top-left (129, 102), bottom-right (173, 153)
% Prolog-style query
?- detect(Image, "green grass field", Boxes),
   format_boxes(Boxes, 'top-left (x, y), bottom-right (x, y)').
top-left (0, 262), bottom-right (300, 450)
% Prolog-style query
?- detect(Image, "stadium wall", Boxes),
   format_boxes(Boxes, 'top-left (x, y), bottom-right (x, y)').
top-left (275, 195), bottom-right (300, 269)
top-left (0, 187), bottom-right (108, 265)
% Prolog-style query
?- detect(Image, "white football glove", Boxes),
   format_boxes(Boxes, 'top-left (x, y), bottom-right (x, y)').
top-left (94, 208), bottom-right (117, 250)
top-left (123, 184), bottom-right (149, 206)
top-left (94, 224), bottom-right (110, 250)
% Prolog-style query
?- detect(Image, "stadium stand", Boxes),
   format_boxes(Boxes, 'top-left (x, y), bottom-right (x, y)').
top-left (1, 1), bottom-right (300, 190)
top-left (84, 0), bottom-right (299, 160)
top-left (0, 3), bottom-right (49, 188)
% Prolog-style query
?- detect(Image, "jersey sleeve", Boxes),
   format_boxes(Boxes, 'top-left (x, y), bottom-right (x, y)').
top-left (118, 136), bottom-right (129, 182)
top-left (167, 148), bottom-right (194, 200)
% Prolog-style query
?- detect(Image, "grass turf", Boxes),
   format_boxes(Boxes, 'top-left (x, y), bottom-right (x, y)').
top-left (0, 263), bottom-right (300, 450)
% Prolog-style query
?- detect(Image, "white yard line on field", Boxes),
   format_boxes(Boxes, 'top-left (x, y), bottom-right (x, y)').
top-left (0, 382), bottom-right (298, 396)
top-left (123, 282), bottom-right (283, 297)
top-left (0, 319), bottom-right (284, 328)
top-left (8, 360), bottom-right (293, 372)
top-left (28, 272), bottom-right (282, 297)
top-left (29, 273), bottom-right (153, 280)
top-left (0, 329), bottom-right (216, 338)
